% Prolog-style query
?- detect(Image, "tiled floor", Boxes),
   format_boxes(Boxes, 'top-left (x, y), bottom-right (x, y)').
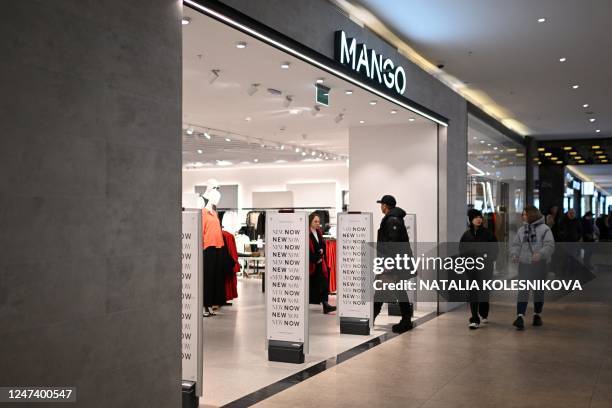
top-left (254, 270), bottom-right (612, 408)
top-left (200, 277), bottom-right (430, 407)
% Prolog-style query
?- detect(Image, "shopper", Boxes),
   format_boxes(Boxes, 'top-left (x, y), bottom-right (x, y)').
top-left (373, 194), bottom-right (414, 333)
top-left (546, 205), bottom-right (562, 242)
top-left (459, 209), bottom-right (498, 330)
top-left (581, 211), bottom-right (598, 269)
top-left (510, 206), bottom-right (555, 330)
top-left (308, 212), bottom-right (336, 314)
top-left (558, 208), bottom-right (582, 278)
top-left (596, 214), bottom-right (609, 241)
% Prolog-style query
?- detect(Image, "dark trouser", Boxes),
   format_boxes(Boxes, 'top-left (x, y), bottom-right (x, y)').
top-left (373, 278), bottom-right (411, 320)
top-left (468, 268), bottom-right (491, 323)
top-left (309, 264), bottom-right (329, 305)
top-left (517, 261), bottom-right (547, 315)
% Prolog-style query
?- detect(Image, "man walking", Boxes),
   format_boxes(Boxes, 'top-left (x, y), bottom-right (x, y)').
top-left (373, 195), bottom-right (414, 333)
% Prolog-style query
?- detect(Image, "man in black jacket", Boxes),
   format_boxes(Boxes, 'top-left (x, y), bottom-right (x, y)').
top-left (374, 195), bottom-right (414, 333)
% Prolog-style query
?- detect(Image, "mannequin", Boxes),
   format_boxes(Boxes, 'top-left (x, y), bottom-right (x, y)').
top-left (201, 179), bottom-right (227, 316)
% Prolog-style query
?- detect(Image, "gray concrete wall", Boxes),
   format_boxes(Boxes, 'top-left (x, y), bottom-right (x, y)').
top-left (217, 0), bottom-right (468, 243)
top-left (0, 1), bottom-right (182, 407)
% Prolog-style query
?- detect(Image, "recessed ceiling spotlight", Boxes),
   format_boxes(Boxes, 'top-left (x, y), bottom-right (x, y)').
top-left (408, 118), bottom-right (416, 122)
top-left (369, 101), bottom-right (377, 106)
top-left (311, 151), bottom-right (316, 156)
top-left (225, 137), bottom-right (231, 142)
top-left (390, 110), bottom-right (397, 114)
top-left (289, 109), bottom-right (300, 115)
top-left (280, 145), bottom-right (285, 150)
top-left (295, 147), bottom-right (300, 153)
top-left (197, 149), bottom-right (203, 154)
top-left (182, 17), bottom-right (191, 25)
top-left (280, 62), bottom-right (291, 69)
top-left (473, 137), bottom-right (478, 140)
top-left (316, 78), bottom-right (325, 84)
top-left (589, 118), bottom-right (596, 122)
top-left (245, 116), bottom-right (252, 121)
top-left (583, 103), bottom-right (589, 108)
top-left (204, 132), bottom-right (211, 140)
top-left (301, 151), bottom-right (307, 156)
top-left (559, 57), bottom-right (567, 62)
top-left (592, 145), bottom-right (601, 149)
top-left (571, 84), bottom-right (579, 89)
top-left (253, 158), bottom-right (259, 162)
top-left (480, 140), bottom-right (485, 144)
top-left (345, 90), bottom-right (353, 95)
top-left (487, 143), bottom-right (491, 146)
top-left (359, 120), bottom-right (365, 124)
top-left (598, 155), bottom-right (607, 159)
top-left (236, 41), bottom-right (247, 49)
top-left (537, 17), bottom-right (546, 23)
top-left (544, 153), bottom-right (552, 157)
top-left (596, 129), bottom-right (601, 133)
top-left (569, 151), bottom-right (577, 155)
top-left (537, 147), bottom-right (545, 152)
top-left (563, 147), bottom-right (572, 150)
top-left (186, 127), bottom-right (194, 135)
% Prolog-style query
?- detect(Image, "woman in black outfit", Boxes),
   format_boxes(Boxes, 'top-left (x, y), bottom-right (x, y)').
top-left (308, 212), bottom-right (336, 314)
top-left (459, 209), bottom-right (498, 329)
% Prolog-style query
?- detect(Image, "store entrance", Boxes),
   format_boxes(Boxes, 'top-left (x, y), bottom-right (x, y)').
top-left (182, 6), bottom-right (440, 406)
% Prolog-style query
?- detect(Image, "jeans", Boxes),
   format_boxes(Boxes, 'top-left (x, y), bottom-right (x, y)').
top-left (516, 261), bottom-right (547, 315)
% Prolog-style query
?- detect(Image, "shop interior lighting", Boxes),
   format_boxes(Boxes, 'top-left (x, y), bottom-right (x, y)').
top-left (225, 137), bottom-right (231, 142)
top-left (345, 90), bottom-right (353, 95)
top-left (280, 62), bottom-right (291, 69)
top-left (182, 17), bottom-right (191, 25)
top-left (186, 127), bottom-right (194, 135)
top-left (556, 161), bottom-right (563, 164)
top-left (311, 151), bottom-right (316, 156)
top-left (369, 101), bottom-right (377, 106)
top-left (516, 153), bottom-right (525, 157)
top-left (572, 84), bottom-right (579, 89)
top-left (253, 158), bottom-right (259, 162)
top-left (598, 155), bottom-right (607, 159)
top-left (289, 109), bottom-right (300, 115)
top-left (390, 110), bottom-right (397, 114)
top-left (301, 151), bottom-right (307, 156)
top-left (359, 120), bottom-right (365, 124)
top-left (204, 132), bottom-right (211, 140)
top-left (583, 104), bottom-right (589, 108)
top-left (235, 41), bottom-right (247, 49)
top-left (592, 145), bottom-right (601, 149)
top-left (563, 147), bottom-right (572, 150)
top-left (197, 149), bottom-right (203, 154)
top-left (216, 160), bottom-right (233, 166)
top-left (595, 150), bottom-right (604, 154)
top-left (538, 17), bottom-right (547, 23)
top-left (589, 118), bottom-right (596, 122)
top-left (575, 156), bottom-right (582, 160)
top-left (559, 57), bottom-right (567, 62)
top-left (569, 151), bottom-right (577, 155)
top-left (551, 156), bottom-right (558, 160)
top-left (185, 0), bottom-right (449, 127)
top-left (544, 153), bottom-right (552, 156)
top-left (244, 117), bottom-right (252, 122)
top-left (295, 147), bottom-right (300, 153)
top-left (316, 78), bottom-right (325, 84)
top-left (578, 160), bottom-right (586, 164)
top-left (602, 160), bottom-right (609, 163)
top-left (409, 118), bottom-right (416, 122)
top-left (246, 83), bottom-right (260, 96)
top-left (596, 129), bottom-right (601, 133)
top-left (280, 145), bottom-right (285, 150)
top-left (537, 147), bottom-right (545, 152)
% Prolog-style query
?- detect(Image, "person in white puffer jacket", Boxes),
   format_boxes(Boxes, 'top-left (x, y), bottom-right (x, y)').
top-left (510, 206), bottom-right (555, 330)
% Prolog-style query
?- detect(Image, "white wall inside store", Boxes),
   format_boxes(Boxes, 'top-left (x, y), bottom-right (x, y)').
top-left (349, 122), bottom-right (439, 242)
top-left (182, 162), bottom-right (348, 225)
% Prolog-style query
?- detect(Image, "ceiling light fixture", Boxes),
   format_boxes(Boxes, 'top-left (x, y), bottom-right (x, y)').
top-left (390, 110), bottom-right (397, 114)
top-left (369, 101), bottom-right (377, 106)
top-left (596, 129), bottom-right (601, 133)
top-left (578, 160), bottom-right (586, 164)
top-left (289, 109), bottom-right (300, 115)
top-left (538, 17), bottom-right (546, 23)
top-left (253, 158), bottom-right (259, 163)
top-left (569, 151), bottom-right (577, 156)
top-left (295, 147), bottom-right (300, 153)
top-left (409, 118), bottom-right (416, 122)
top-left (544, 153), bottom-right (552, 157)
top-left (556, 161), bottom-right (563, 164)
top-left (245, 117), bottom-right (252, 122)
top-left (595, 150), bottom-right (604, 154)
top-left (537, 147), bottom-right (545, 152)
top-left (359, 120), bottom-right (365, 124)
top-left (563, 147), bottom-right (572, 150)
top-left (345, 90), bottom-right (353, 95)
top-left (572, 84), bottom-right (579, 89)
top-left (583, 103), bottom-right (589, 108)
top-left (197, 149), bottom-right (203, 154)
top-left (589, 118), bottom-right (596, 122)
top-left (186, 127), bottom-right (194, 135)
top-left (316, 78), bottom-right (325, 84)
top-left (246, 83), bottom-right (260, 96)
top-left (280, 62), bottom-right (290, 69)
top-left (236, 41), bottom-right (247, 49)
top-left (559, 57), bottom-right (567, 62)
top-left (592, 145), bottom-right (601, 149)
top-left (311, 151), bottom-right (316, 156)
top-left (280, 145), bottom-right (285, 150)
top-left (301, 151), bottom-right (307, 156)
top-left (225, 137), bottom-right (231, 142)
top-left (599, 155), bottom-right (607, 159)
top-left (182, 17), bottom-right (191, 25)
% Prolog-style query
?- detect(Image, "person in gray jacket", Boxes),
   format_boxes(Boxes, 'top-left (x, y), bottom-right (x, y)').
top-left (510, 205), bottom-right (555, 330)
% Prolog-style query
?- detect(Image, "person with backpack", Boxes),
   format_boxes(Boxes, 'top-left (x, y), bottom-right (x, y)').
top-left (510, 206), bottom-right (555, 330)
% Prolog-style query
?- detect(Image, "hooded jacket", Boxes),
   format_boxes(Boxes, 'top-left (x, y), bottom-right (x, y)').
top-left (377, 206), bottom-right (409, 243)
top-left (510, 216), bottom-right (555, 264)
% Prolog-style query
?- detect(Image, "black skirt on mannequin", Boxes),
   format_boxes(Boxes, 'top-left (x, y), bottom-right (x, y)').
top-left (203, 247), bottom-right (227, 307)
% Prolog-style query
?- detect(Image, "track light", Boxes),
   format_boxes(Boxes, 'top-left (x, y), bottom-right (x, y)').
top-left (334, 113), bottom-right (344, 124)
top-left (247, 83), bottom-right (260, 96)
top-left (283, 95), bottom-right (293, 108)
top-left (209, 69), bottom-right (220, 84)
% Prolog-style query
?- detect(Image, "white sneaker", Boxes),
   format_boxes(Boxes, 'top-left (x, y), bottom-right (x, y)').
top-left (469, 322), bottom-right (479, 330)
top-left (481, 318), bottom-right (488, 324)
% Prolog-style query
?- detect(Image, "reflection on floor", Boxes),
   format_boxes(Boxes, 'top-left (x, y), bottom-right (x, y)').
top-left (254, 269), bottom-right (612, 408)
top-left (201, 277), bottom-right (429, 407)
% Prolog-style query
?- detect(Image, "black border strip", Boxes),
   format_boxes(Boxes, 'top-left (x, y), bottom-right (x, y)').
top-left (184, 0), bottom-right (448, 125)
top-left (467, 101), bottom-right (526, 146)
top-left (220, 312), bottom-right (439, 408)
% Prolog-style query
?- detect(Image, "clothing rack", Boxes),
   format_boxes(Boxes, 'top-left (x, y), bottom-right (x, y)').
top-left (217, 206), bottom-right (335, 211)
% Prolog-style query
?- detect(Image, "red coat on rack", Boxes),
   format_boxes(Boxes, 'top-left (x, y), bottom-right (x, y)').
top-left (222, 230), bottom-right (239, 301)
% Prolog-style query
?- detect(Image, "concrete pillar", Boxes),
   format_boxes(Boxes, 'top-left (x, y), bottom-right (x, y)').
top-left (0, 1), bottom-right (182, 406)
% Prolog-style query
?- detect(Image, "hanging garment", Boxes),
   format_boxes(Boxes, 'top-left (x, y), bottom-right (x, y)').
top-left (221, 211), bottom-right (241, 234)
top-left (222, 230), bottom-right (239, 301)
top-left (235, 234), bottom-right (251, 254)
top-left (203, 247), bottom-right (227, 307)
top-left (202, 208), bottom-right (224, 249)
top-left (326, 239), bottom-right (337, 293)
top-left (256, 211), bottom-right (266, 238)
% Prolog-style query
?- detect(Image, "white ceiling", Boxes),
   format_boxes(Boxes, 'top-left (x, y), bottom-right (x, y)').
top-left (575, 165), bottom-right (612, 191)
top-left (351, 0), bottom-right (612, 140)
top-left (182, 7), bottom-right (431, 167)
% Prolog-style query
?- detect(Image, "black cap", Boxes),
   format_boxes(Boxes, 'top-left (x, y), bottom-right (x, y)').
top-left (468, 208), bottom-right (483, 223)
top-left (376, 195), bottom-right (396, 207)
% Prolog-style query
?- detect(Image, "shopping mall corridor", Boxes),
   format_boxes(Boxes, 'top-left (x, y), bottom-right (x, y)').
top-left (255, 268), bottom-right (612, 408)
